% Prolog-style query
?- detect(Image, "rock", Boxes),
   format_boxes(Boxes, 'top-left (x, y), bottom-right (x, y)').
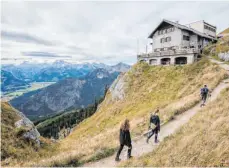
top-left (23, 129), bottom-right (41, 146)
top-left (110, 72), bottom-right (128, 101)
top-left (14, 108), bottom-right (40, 146)
top-left (218, 52), bottom-right (229, 61)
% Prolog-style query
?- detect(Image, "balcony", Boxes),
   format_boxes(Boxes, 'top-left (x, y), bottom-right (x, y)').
top-left (138, 48), bottom-right (200, 59)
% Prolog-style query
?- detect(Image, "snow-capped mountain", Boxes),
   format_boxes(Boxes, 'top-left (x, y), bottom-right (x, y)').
top-left (2, 61), bottom-right (130, 83)
top-left (111, 62), bottom-right (131, 72)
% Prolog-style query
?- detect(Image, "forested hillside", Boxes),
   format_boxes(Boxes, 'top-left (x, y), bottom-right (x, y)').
top-left (36, 93), bottom-right (106, 139)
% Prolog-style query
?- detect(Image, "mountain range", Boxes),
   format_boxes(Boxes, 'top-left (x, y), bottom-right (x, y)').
top-left (10, 68), bottom-right (120, 118)
top-left (1, 70), bottom-right (30, 92)
top-left (2, 61), bottom-right (130, 83)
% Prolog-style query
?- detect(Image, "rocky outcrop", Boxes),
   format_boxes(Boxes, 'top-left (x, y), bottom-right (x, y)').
top-left (14, 107), bottom-right (40, 146)
top-left (110, 72), bottom-right (128, 101)
top-left (1, 102), bottom-right (41, 166)
top-left (218, 52), bottom-right (229, 61)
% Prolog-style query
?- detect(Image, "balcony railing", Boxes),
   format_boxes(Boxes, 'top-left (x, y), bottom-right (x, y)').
top-left (138, 48), bottom-right (200, 59)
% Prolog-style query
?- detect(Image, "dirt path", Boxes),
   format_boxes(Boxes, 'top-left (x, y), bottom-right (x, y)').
top-left (83, 60), bottom-right (229, 167)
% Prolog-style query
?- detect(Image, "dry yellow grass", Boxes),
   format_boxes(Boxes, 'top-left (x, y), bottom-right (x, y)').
top-left (1, 102), bottom-right (57, 167)
top-left (9, 58), bottom-right (228, 166)
top-left (122, 87), bottom-right (229, 167)
top-left (219, 27), bottom-right (229, 35)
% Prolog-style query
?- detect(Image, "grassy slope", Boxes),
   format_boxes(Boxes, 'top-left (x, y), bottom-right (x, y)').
top-left (206, 27), bottom-right (229, 62)
top-left (1, 102), bottom-right (56, 167)
top-left (219, 27), bottom-right (229, 35)
top-left (26, 58), bottom-right (227, 167)
top-left (122, 87), bottom-right (229, 167)
top-left (215, 36), bottom-right (229, 54)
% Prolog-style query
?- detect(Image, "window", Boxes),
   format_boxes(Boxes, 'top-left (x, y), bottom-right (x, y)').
top-left (158, 27), bottom-right (175, 36)
top-left (204, 25), bottom-right (216, 32)
top-left (183, 35), bottom-right (190, 41)
top-left (161, 37), bottom-right (171, 43)
top-left (166, 37), bottom-right (171, 42)
top-left (160, 38), bottom-right (165, 43)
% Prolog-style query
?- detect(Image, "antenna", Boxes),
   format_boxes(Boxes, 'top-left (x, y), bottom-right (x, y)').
top-left (137, 39), bottom-right (139, 55)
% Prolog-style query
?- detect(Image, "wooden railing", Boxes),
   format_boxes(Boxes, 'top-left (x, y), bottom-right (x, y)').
top-left (138, 48), bottom-right (200, 59)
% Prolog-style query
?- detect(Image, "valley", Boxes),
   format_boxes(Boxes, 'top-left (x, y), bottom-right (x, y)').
top-left (1, 82), bottom-right (55, 101)
top-left (10, 68), bottom-right (119, 119)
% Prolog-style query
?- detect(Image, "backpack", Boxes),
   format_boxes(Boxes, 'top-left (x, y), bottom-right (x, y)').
top-left (201, 88), bottom-right (208, 95)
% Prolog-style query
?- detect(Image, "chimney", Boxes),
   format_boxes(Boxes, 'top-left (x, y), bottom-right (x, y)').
top-left (175, 20), bottom-right (179, 28)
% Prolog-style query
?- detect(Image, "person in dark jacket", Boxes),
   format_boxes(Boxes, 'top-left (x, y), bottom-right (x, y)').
top-left (200, 84), bottom-right (209, 107)
top-left (146, 108), bottom-right (160, 143)
top-left (115, 119), bottom-right (132, 162)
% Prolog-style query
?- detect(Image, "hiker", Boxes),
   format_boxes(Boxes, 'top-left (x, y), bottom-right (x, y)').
top-left (115, 119), bottom-right (132, 162)
top-left (200, 84), bottom-right (209, 107)
top-left (146, 108), bottom-right (160, 144)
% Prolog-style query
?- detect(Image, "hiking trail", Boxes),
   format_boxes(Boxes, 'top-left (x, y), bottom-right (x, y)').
top-left (83, 59), bottom-right (229, 167)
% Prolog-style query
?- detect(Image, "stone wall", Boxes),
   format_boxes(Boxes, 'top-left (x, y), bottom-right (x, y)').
top-left (139, 53), bottom-right (196, 65)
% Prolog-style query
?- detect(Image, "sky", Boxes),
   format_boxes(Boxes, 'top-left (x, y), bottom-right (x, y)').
top-left (1, 1), bottom-right (229, 65)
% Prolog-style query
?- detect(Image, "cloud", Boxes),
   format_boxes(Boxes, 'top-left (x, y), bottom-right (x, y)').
top-left (1, 30), bottom-right (54, 46)
top-left (21, 51), bottom-right (72, 58)
top-left (1, 1), bottom-right (229, 65)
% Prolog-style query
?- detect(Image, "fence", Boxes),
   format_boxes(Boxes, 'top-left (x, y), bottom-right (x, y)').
top-left (138, 48), bottom-right (199, 59)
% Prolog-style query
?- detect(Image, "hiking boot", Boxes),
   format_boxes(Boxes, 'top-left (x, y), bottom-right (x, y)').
top-left (155, 139), bottom-right (160, 143)
top-left (127, 156), bottom-right (133, 159)
top-left (115, 157), bottom-right (121, 162)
